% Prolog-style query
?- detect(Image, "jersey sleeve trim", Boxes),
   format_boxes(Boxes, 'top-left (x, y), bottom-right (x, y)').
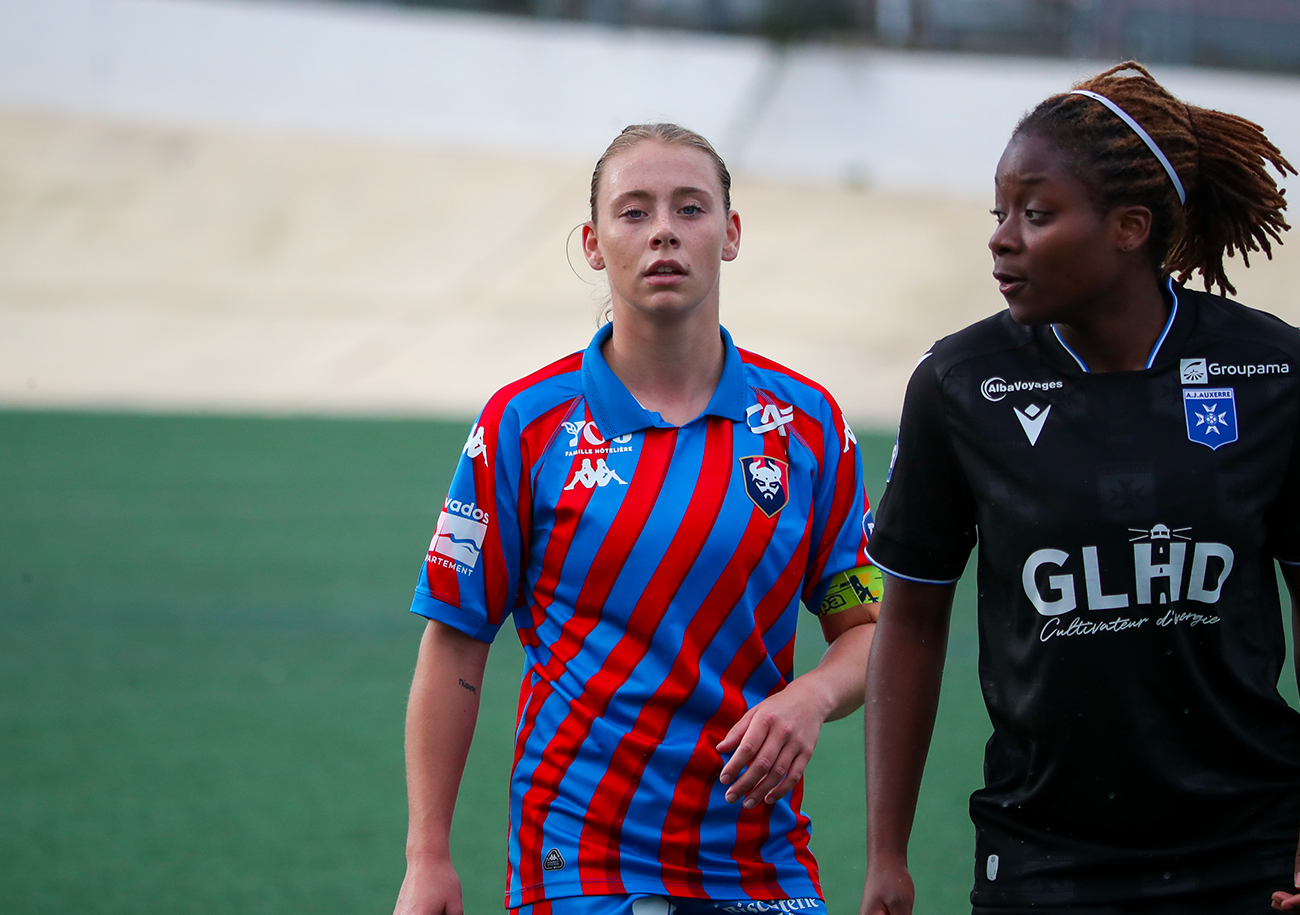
top-left (409, 589), bottom-right (500, 642)
top-left (864, 547), bottom-right (963, 585)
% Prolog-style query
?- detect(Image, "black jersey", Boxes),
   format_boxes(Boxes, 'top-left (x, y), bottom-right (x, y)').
top-left (868, 281), bottom-right (1300, 907)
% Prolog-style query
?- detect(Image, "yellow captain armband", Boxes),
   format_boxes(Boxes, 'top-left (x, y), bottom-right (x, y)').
top-left (818, 565), bottom-right (884, 621)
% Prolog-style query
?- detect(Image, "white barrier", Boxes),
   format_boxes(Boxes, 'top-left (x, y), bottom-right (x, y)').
top-left (3, 0), bottom-right (1298, 193)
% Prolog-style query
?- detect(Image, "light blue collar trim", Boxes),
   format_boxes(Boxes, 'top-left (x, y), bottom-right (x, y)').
top-left (1145, 278), bottom-right (1180, 369)
top-left (1050, 278), bottom-right (1179, 374)
top-left (1050, 324), bottom-right (1091, 373)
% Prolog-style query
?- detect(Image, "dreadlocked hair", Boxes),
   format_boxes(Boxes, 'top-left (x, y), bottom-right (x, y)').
top-left (1014, 61), bottom-right (1295, 296)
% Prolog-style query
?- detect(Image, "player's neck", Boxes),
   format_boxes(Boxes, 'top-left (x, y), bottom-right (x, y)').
top-left (602, 312), bottom-right (726, 427)
top-left (1054, 273), bottom-right (1169, 373)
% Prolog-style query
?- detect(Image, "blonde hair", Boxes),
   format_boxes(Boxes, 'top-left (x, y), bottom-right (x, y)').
top-left (588, 123), bottom-right (732, 222)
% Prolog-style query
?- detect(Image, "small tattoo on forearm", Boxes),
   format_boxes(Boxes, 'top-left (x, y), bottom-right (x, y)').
top-left (458, 678), bottom-right (478, 694)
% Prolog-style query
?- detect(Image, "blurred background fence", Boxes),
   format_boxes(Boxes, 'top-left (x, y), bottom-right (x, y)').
top-left (326, 0), bottom-right (1300, 71)
top-left (2, 0), bottom-right (1299, 426)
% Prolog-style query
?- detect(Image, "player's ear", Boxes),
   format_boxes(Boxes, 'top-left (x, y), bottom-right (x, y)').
top-left (582, 222), bottom-right (605, 271)
top-left (721, 210), bottom-right (741, 262)
top-left (1113, 204), bottom-right (1152, 254)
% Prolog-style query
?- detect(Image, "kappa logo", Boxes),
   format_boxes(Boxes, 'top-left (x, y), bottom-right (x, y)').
top-left (746, 402), bottom-right (795, 436)
top-left (842, 416), bottom-right (858, 453)
top-left (430, 511), bottom-right (488, 570)
top-left (462, 423), bottom-right (488, 465)
top-left (1013, 403), bottom-right (1051, 446)
top-left (564, 457), bottom-right (627, 490)
top-left (1183, 388), bottom-right (1238, 450)
top-left (740, 455), bottom-right (789, 517)
top-left (542, 848), bottom-right (564, 871)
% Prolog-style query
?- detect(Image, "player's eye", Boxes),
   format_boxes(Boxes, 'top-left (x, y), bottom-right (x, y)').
top-left (621, 207), bottom-right (647, 219)
top-left (680, 203), bottom-right (703, 216)
top-left (990, 209), bottom-right (1007, 225)
top-left (1025, 208), bottom-right (1049, 222)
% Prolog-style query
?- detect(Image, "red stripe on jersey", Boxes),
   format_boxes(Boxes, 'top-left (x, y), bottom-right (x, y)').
top-left (508, 419), bottom-right (606, 781)
top-left (733, 795), bottom-right (784, 899)
top-left (806, 412), bottom-right (865, 594)
top-left (426, 353), bottom-right (582, 618)
top-left (513, 398), bottom-right (585, 641)
top-left (737, 348), bottom-right (840, 414)
top-left (738, 349), bottom-right (872, 586)
top-left (658, 521), bottom-right (812, 897)
top-left (510, 901), bottom-right (552, 915)
top-left (573, 422), bottom-right (736, 890)
top-left (515, 429), bottom-right (678, 900)
top-left (738, 561), bottom-right (816, 899)
top-left (783, 780), bottom-right (821, 897)
top-left (506, 669), bottom-right (541, 901)
top-left (770, 631), bottom-right (797, 685)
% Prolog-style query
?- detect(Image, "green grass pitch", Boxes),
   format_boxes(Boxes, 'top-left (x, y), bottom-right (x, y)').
top-left (2, 410), bottom-right (1002, 912)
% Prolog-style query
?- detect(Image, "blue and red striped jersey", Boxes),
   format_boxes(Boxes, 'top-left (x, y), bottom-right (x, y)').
top-left (412, 324), bottom-right (874, 907)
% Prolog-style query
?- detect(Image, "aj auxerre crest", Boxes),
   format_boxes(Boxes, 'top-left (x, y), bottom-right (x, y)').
top-left (1183, 388), bottom-right (1238, 450)
top-left (739, 455), bottom-right (789, 517)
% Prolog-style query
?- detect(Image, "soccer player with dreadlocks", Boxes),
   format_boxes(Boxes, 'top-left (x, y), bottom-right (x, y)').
top-left (858, 63), bottom-right (1300, 915)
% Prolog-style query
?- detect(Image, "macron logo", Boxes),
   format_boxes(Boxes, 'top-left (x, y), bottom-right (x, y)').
top-left (1014, 403), bottom-right (1051, 446)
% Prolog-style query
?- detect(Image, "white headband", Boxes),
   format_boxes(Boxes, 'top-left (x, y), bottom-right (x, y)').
top-left (1069, 89), bottom-right (1187, 205)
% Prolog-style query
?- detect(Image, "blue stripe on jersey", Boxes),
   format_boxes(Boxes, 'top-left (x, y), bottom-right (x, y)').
top-left (411, 324), bottom-right (870, 906)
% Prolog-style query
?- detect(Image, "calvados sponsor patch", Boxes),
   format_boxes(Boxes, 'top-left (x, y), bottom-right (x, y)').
top-left (429, 510), bottom-right (487, 570)
top-left (739, 455), bottom-right (789, 517)
top-left (1183, 388), bottom-right (1238, 450)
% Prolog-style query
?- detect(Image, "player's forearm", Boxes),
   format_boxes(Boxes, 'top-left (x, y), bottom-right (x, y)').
top-left (1281, 564), bottom-right (1300, 699)
top-left (864, 578), bottom-right (954, 863)
top-left (404, 619), bottom-right (490, 860)
top-left (795, 619), bottom-right (876, 723)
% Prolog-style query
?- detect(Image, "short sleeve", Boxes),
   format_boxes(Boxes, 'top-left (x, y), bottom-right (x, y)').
top-left (410, 401), bottom-right (527, 642)
top-left (866, 352), bottom-right (977, 583)
top-left (801, 393), bottom-right (875, 613)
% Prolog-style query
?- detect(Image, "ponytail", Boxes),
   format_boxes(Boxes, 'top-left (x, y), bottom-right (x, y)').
top-left (1016, 62), bottom-right (1295, 296)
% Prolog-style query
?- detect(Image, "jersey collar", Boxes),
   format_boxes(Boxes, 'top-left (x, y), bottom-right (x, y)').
top-left (1042, 277), bottom-right (1193, 375)
top-left (580, 323), bottom-right (748, 437)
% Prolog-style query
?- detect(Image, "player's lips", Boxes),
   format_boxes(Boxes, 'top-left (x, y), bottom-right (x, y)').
top-left (644, 259), bottom-right (687, 285)
top-left (993, 269), bottom-right (1026, 296)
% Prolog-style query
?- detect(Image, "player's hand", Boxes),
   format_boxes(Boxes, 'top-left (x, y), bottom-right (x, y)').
top-left (393, 852), bottom-right (464, 915)
top-left (1272, 838), bottom-right (1300, 910)
top-left (1274, 890), bottom-right (1300, 911)
top-left (715, 678), bottom-right (831, 808)
top-left (859, 858), bottom-right (915, 915)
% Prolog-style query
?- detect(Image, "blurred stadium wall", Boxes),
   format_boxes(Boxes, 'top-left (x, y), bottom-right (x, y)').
top-left (2, 0), bottom-right (1299, 427)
